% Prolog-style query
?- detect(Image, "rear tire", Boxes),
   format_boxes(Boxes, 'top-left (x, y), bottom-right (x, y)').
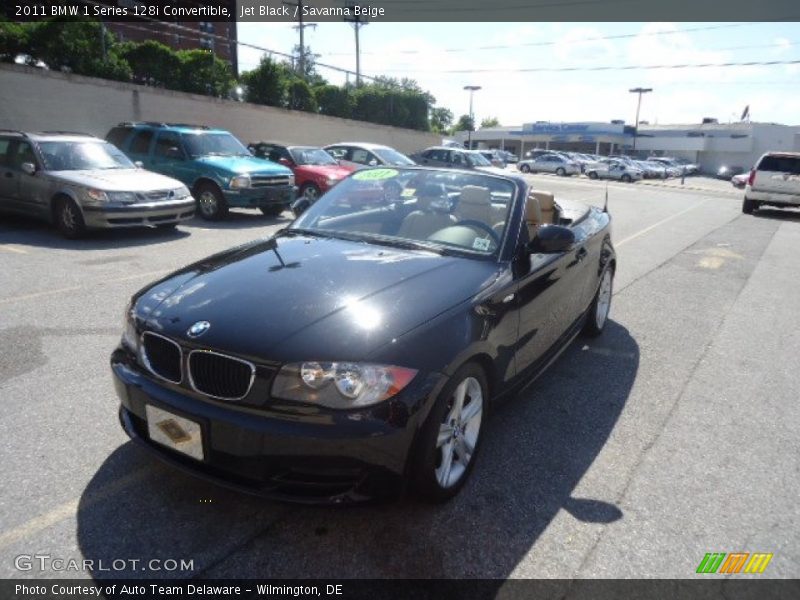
top-left (583, 267), bottom-right (614, 337)
top-left (412, 362), bottom-right (487, 503)
top-left (588, 171), bottom-right (598, 180)
top-left (742, 198), bottom-right (757, 214)
top-left (259, 204), bottom-right (285, 217)
top-left (54, 196), bottom-right (86, 239)
top-left (519, 164), bottom-right (531, 173)
top-left (621, 174), bottom-right (632, 183)
top-left (195, 183), bottom-right (228, 221)
top-left (556, 167), bottom-right (566, 177)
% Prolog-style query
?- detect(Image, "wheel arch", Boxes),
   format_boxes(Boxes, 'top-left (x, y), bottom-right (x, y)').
top-left (49, 190), bottom-right (83, 224)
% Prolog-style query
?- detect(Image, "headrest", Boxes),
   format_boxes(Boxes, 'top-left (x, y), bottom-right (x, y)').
top-left (525, 190), bottom-right (555, 223)
top-left (459, 185), bottom-right (491, 206)
top-left (418, 182), bottom-right (447, 198)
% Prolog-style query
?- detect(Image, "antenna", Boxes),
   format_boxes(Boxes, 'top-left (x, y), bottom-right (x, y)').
top-left (603, 184), bottom-right (609, 213)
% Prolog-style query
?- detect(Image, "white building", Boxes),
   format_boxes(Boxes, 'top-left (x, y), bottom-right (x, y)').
top-left (457, 121), bottom-right (800, 173)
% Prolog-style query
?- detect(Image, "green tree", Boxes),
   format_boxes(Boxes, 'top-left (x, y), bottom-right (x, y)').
top-left (290, 44), bottom-right (326, 86)
top-left (176, 49), bottom-right (234, 97)
top-left (286, 78), bottom-right (317, 112)
top-left (26, 19), bottom-right (131, 81)
top-left (0, 18), bottom-right (30, 63)
top-left (480, 116), bottom-right (500, 128)
top-left (315, 84), bottom-right (354, 119)
top-left (119, 40), bottom-right (181, 87)
top-left (241, 55), bottom-right (289, 107)
top-left (429, 107), bottom-right (454, 133)
top-left (453, 114), bottom-right (475, 133)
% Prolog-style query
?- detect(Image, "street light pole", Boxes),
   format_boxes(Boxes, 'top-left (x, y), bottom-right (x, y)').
top-left (629, 87), bottom-right (652, 153)
top-left (464, 85), bottom-right (481, 149)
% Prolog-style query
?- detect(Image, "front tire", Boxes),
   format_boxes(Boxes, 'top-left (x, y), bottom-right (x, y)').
top-left (413, 363), bottom-right (487, 503)
top-left (583, 267), bottom-right (614, 337)
top-left (300, 183), bottom-right (321, 203)
top-left (556, 167), bottom-right (566, 177)
top-left (519, 164), bottom-right (531, 173)
top-left (195, 183), bottom-right (228, 221)
top-left (621, 174), bottom-right (632, 183)
top-left (742, 198), bottom-right (757, 214)
top-left (54, 196), bottom-right (86, 239)
top-left (588, 171), bottom-right (598, 180)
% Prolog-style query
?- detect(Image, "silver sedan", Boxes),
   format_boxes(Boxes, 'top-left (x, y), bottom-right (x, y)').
top-left (517, 154), bottom-right (580, 176)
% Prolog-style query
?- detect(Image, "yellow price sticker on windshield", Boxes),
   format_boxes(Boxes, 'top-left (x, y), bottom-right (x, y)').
top-left (352, 168), bottom-right (399, 181)
top-left (401, 188), bottom-right (416, 197)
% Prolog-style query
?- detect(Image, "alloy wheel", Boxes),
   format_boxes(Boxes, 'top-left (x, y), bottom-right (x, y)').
top-left (198, 191), bottom-right (218, 217)
top-left (435, 376), bottom-right (483, 488)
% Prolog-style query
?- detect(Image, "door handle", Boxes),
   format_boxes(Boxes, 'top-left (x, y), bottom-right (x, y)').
top-left (575, 247), bottom-right (588, 262)
top-left (502, 293), bottom-right (515, 304)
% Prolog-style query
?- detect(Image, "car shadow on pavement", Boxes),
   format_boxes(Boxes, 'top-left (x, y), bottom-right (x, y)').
top-left (76, 320), bottom-right (638, 581)
top-left (0, 214), bottom-right (190, 250)
top-left (752, 207), bottom-right (800, 222)
top-left (180, 210), bottom-right (294, 230)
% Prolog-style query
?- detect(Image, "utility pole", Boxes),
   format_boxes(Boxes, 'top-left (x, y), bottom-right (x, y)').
top-left (629, 87), bottom-right (653, 153)
top-left (344, 2), bottom-right (368, 86)
top-left (464, 85), bottom-right (481, 149)
top-left (283, 1), bottom-right (316, 79)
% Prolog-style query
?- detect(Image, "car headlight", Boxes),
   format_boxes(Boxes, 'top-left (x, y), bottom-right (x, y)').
top-left (121, 299), bottom-right (139, 353)
top-left (175, 185), bottom-right (191, 198)
top-left (230, 174), bottom-right (251, 189)
top-left (326, 177), bottom-right (340, 187)
top-left (84, 188), bottom-right (109, 203)
top-left (272, 362), bottom-right (417, 409)
top-left (106, 191), bottom-right (137, 203)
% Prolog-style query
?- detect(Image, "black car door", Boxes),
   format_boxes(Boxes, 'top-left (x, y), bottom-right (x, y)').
top-left (513, 231), bottom-right (589, 376)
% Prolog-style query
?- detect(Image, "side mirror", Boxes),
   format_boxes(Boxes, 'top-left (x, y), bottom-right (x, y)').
top-left (279, 157), bottom-right (293, 167)
top-left (528, 225), bottom-right (575, 254)
top-left (291, 197), bottom-right (311, 218)
top-left (134, 161), bottom-right (144, 168)
top-left (368, 159), bottom-right (378, 166)
top-left (21, 162), bottom-right (36, 176)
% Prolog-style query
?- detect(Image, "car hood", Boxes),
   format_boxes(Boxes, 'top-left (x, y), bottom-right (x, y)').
top-left (50, 168), bottom-right (184, 191)
top-left (136, 234), bottom-right (502, 363)
top-left (294, 164), bottom-right (352, 180)
top-left (194, 155), bottom-right (293, 176)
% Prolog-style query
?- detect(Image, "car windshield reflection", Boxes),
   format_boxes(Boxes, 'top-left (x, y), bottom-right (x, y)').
top-left (289, 168), bottom-right (515, 258)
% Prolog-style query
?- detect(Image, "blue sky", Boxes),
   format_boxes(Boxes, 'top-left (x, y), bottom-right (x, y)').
top-left (237, 22), bottom-right (800, 126)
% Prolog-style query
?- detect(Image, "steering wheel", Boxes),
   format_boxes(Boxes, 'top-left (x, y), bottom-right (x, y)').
top-left (455, 219), bottom-right (501, 246)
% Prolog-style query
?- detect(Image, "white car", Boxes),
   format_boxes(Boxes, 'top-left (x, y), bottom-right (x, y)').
top-left (742, 152), bottom-right (800, 214)
top-left (323, 142), bottom-right (415, 170)
top-left (585, 160), bottom-right (643, 183)
top-left (517, 153), bottom-right (580, 176)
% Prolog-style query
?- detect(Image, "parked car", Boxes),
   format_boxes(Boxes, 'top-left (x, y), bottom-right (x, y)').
top-left (478, 150), bottom-right (506, 168)
top-left (523, 148), bottom-right (553, 159)
top-left (585, 160), bottom-right (643, 183)
top-left (731, 173), bottom-right (748, 189)
top-left (409, 146), bottom-right (507, 174)
top-left (499, 150), bottom-right (519, 164)
top-left (634, 160), bottom-right (667, 179)
top-left (0, 130), bottom-right (194, 238)
top-left (106, 122), bottom-right (295, 220)
top-left (517, 153), bottom-right (580, 176)
top-left (323, 142), bottom-right (415, 170)
top-left (717, 165), bottom-right (744, 179)
top-left (742, 152), bottom-right (800, 214)
top-left (248, 142), bottom-right (353, 202)
top-left (111, 166), bottom-right (616, 503)
top-left (647, 157), bottom-right (682, 177)
top-left (672, 157), bottom-right (700, 175)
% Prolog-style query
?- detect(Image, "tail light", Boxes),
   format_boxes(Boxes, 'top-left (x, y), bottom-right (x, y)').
top-left (747, 169), bottom-right (756, 186)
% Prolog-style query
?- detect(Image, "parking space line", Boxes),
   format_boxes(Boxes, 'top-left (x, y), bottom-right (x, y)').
top-left (0, 269), bottom-right (169, 305)
top-left (0, 244), bottom-right (29, 254)
top-left (0, 467), bottom-right (151, 550)
top-left (616, 199), bottom-right (714, 247)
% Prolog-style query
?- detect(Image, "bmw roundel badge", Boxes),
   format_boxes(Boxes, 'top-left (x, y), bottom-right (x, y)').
top-left (187, 321), bottom-right (211, 338)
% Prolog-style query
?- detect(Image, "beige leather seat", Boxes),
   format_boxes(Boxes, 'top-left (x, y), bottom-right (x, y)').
top-left (456, 185), bottom-right (494, 226)
top-left (525, 190), bottom-right (556, 238)
top-left (396, 185), bottom-right (456, 240)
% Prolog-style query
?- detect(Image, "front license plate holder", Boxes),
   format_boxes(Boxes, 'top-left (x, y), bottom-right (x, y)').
top-left (145, 405), bottom-right (204, 461)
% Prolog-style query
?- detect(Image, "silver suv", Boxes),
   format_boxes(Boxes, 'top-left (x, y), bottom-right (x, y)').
top-left (0, 131), bottom-right (195, 238)
top-left (743, 152), bottom-right (800, 214)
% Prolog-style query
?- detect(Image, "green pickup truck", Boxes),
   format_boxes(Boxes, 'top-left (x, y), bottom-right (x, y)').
top-left (106, 122), bottom-right (296, 220)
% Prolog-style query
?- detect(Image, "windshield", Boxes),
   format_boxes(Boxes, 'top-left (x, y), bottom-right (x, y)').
top-left (290, 168), bottom-right (515, 257)
top-left (373, 147), bottom-right (415, 166)
top-left (38, 141), bottom-right (135, 171)
top-left (466, 152), bottom-right (492, 167)
top-left (181, 132), bottom-right (250, 157)
top-left (290, 147), bottom-right (338, 166)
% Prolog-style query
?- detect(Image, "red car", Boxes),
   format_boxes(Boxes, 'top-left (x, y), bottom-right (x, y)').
top-left (248, 142), bottom-right (355, 201)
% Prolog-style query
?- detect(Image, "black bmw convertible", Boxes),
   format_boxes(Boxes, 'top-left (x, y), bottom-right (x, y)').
top-left (111, 166), bottom-right (615, 503)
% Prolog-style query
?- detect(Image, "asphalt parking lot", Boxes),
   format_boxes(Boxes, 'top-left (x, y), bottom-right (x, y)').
top-left (1, 175), bottom-right (798, 580)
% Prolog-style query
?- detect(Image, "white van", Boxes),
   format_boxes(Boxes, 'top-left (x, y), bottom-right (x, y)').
top-left (743, 152), bottom-right (800, 214)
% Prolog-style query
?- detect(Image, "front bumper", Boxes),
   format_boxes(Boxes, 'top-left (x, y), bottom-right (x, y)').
top-left (110, 347), bottom-right (443, 503)
top-left (225, 185), bottom-right (297, 208)
top-left (82, 198), bottom-right (195, 228)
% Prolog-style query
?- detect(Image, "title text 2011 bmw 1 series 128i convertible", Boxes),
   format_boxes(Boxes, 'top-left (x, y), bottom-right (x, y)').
top-left (111, 166), bottom-right (616, 503)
